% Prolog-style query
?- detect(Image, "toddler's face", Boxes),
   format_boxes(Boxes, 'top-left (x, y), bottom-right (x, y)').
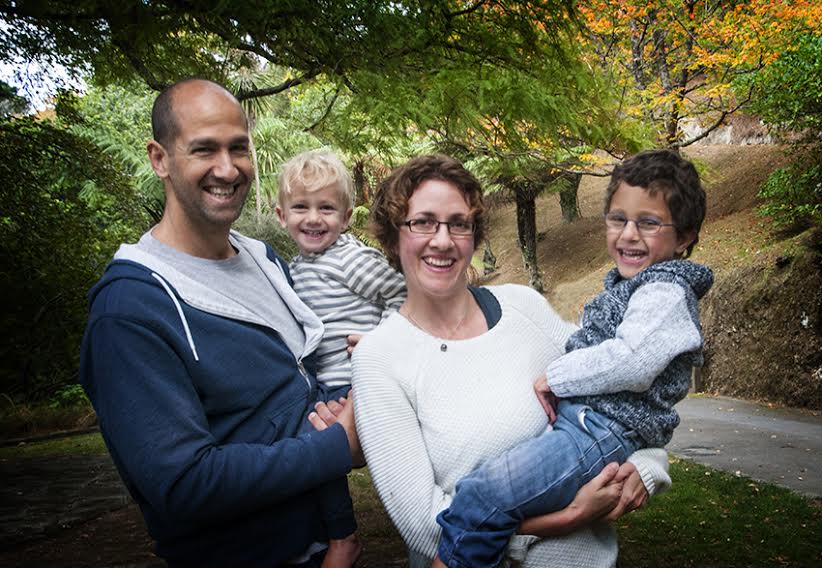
top-left (606, 182), bottom-right (694, 279)
top-left (276, 184), bottom-right (352, 255)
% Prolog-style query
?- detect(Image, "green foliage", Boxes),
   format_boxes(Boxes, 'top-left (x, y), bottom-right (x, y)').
top-left (233, 211), bottom-right (298, 260)
top-left (742, 34), bottom-right (822, 231)
top-left (0, 116), bottom-right (146, 401)
top-left (0, 433), bottom-right (107, 458)
top-left (56, 85), bottom-right (165, 221)
top-left (746, 34), bottom-right (822, 137)
top-left (48, 385), bottom-right (90, 410)
top-left (2, 1), bottom-right (575, 103)
top-left (0, 80), bottom-right (28, 116)
top-left (758, 148), bottom-right (822, 228)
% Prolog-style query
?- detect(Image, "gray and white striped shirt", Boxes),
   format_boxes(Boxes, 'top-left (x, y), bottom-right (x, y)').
top-left (290, 233), bottom-right (406, 387)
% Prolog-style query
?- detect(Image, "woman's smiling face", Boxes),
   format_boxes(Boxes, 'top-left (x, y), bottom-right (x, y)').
top-left (398, 179), bottom-right (475, 302)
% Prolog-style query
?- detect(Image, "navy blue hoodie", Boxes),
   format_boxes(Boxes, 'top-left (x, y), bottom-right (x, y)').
top-left (80, 232), bottom-right (352, 567)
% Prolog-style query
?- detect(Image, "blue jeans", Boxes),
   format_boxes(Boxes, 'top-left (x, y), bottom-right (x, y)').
top-left (301, 383), bottom-right (357, 540)
top-left (436, 401), bottom-right (643, 568)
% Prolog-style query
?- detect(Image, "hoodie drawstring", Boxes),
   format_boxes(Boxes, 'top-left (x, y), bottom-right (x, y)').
top-left (152, 272), bottom-right (200, 361)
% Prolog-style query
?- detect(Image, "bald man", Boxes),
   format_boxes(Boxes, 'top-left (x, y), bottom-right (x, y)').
top-left (80, 79), bottom-right (360, 567)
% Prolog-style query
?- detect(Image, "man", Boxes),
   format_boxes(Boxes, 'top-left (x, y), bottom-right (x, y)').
top-left (80, 79), bottom-right (360, 567)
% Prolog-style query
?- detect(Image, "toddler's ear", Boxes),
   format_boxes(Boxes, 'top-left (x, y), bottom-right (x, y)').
top-left (342, 207), bottom-right (354, 229)
top-left (275, 205), bottom-right (288, 229)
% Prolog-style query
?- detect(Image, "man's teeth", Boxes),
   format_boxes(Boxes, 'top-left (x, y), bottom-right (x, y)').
top-left (206, 186), bottom-right (235, 197)
top-left (425, 257), bottom-right (455, 267)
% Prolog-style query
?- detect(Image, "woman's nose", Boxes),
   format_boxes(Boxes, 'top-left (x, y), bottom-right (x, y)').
top-left (429, 222), bottom-right (453, 247)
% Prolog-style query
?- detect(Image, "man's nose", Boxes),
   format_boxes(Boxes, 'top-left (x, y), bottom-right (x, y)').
top-left (212, 150), bottom-right (240, 181)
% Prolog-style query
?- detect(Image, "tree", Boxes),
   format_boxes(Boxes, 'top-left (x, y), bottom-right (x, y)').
top-left (745, 33), bottom-right (822, 228)
top-left (1, 1), bottom-right (576, 100)
top-left (314, 43), bottom-right (648, 290)
top-left (0, 116), bottom-right (146, 400)
top-left (580, 0), bottom-right (821, 147)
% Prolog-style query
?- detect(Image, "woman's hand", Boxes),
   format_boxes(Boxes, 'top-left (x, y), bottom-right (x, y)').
top-left (308, 391), bottom-right (365, 467)
top-left (519, 462), bottom-right (623, 537)
top-left (599, 461), bottom-right (648, 521)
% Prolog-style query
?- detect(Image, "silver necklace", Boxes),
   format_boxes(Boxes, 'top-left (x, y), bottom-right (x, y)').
top-left (404, 301), bottom-right (471, 352)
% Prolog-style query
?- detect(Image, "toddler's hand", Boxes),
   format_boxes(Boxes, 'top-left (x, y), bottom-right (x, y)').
top-left (346, 334), bottom-right (362, 356)
top-left (533, 374), bottom-right (558, 424)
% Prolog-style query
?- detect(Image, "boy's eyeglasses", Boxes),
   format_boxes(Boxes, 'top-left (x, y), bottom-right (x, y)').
top-left (403, 218), bottom-right (474, 237)
top-left (604, 213), bottom-right (675, 235)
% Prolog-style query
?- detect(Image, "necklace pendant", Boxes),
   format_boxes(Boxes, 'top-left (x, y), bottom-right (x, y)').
top-left (440, 343), bottom-right (448, 352)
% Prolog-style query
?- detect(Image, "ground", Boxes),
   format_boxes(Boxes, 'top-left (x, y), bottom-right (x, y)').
top-left (2, 144), bottom-right (820, 566)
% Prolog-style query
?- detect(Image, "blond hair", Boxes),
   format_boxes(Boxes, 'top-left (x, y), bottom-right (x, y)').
top-left (278, 150), bottom-right (353, 210)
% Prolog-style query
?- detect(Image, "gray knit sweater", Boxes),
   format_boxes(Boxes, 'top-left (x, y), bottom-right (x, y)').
top-left (546, 260), bottom-right (713, 447)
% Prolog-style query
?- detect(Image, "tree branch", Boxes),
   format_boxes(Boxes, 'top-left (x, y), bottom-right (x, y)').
top-left (235, 70), bottom-right (319, 100)
top-left (674, 88), bottom-right (753, 148)
top-left (111, 38), bottom-right (167, 92)
top-left (306, 87), bottom-right (341, 131)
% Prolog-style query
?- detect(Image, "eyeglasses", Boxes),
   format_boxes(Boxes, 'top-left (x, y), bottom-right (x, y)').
top-left (402, 218), bottom-right (474, 237)
top-left (604, 213), bottom-right (675, 235)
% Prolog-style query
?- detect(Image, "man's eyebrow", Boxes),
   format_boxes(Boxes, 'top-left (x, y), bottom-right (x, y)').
top-left (187, 135), bottom-right (249, 147)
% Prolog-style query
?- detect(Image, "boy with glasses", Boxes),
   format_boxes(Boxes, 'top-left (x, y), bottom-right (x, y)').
top-left (433, 149), bottom-right (713, 568)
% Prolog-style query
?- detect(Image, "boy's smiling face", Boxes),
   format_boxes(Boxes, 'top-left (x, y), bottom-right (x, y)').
top-left (606, 182), bottom-right (695, 279)
top-left (276, 184), bottom-right (352, 255)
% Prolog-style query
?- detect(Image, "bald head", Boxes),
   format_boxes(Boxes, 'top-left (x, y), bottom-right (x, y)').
top-left (151, 79), bottom-right (246, 148)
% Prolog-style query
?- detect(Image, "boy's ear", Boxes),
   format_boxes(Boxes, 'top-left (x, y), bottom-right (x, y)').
top-left (275, 205), bottom-right (288, 229)
top-left (676, 230), bottom-right (697, 256)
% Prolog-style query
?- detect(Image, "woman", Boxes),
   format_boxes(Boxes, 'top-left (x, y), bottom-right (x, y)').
top-left (350, 155), bottom-right (671, 567)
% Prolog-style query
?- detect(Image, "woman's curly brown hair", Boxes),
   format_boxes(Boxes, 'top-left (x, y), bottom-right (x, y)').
top-left (370, 154), bottom-right (486, 272)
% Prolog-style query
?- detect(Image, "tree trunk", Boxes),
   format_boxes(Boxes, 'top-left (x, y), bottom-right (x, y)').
top-left (249, 134), bottom-right (263, 221)
top-left (559, 172), bottom-right (582, 223)
top-left (482, 240), bottom-right (497, 275)
top-left (352, 160), bottom-right (365, 206)
top-left (513, 183), bottom-right (545, 293)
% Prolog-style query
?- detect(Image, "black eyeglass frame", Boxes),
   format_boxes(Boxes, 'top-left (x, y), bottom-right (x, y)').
top-left (402, 218), bottom-right (475, 237)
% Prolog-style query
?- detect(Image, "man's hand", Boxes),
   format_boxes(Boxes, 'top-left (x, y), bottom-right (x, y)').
top-left (533, 374), bottom-right (558, 424)
top-left (308, 391), bottom-right (365, 467)
top-left (599, 461), bottom-right (648, 521)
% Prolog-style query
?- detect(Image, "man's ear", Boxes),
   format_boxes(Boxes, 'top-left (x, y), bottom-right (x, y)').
top-left (147, 140), bottom-right (169, 179)
top-left (275, 205), bottom-right (288, 229)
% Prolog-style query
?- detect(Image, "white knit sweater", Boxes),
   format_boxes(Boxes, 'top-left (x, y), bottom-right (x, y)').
top-left (352, 284), bottom-right (671, 568)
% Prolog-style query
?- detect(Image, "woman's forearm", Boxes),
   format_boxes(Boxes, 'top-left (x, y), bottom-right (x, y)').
top-left (518, 505), bottom-right (585, 537)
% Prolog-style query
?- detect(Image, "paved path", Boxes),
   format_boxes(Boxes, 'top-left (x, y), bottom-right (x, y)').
top-left (0, 455), bottom-right (130, 549)
top-left (670, 395), bottom-right (822, 498)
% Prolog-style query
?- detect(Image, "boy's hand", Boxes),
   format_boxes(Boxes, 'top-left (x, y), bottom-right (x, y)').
top-left (534, 374), bottom-right (558, 424)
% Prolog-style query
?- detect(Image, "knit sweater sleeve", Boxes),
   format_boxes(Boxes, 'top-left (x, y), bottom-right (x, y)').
top-left (547, 282), bottom-right (702, 397)
top-left (352, 326), bottom-right (450, 558)
top-left (627, 448), bottom-right (672, 496)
